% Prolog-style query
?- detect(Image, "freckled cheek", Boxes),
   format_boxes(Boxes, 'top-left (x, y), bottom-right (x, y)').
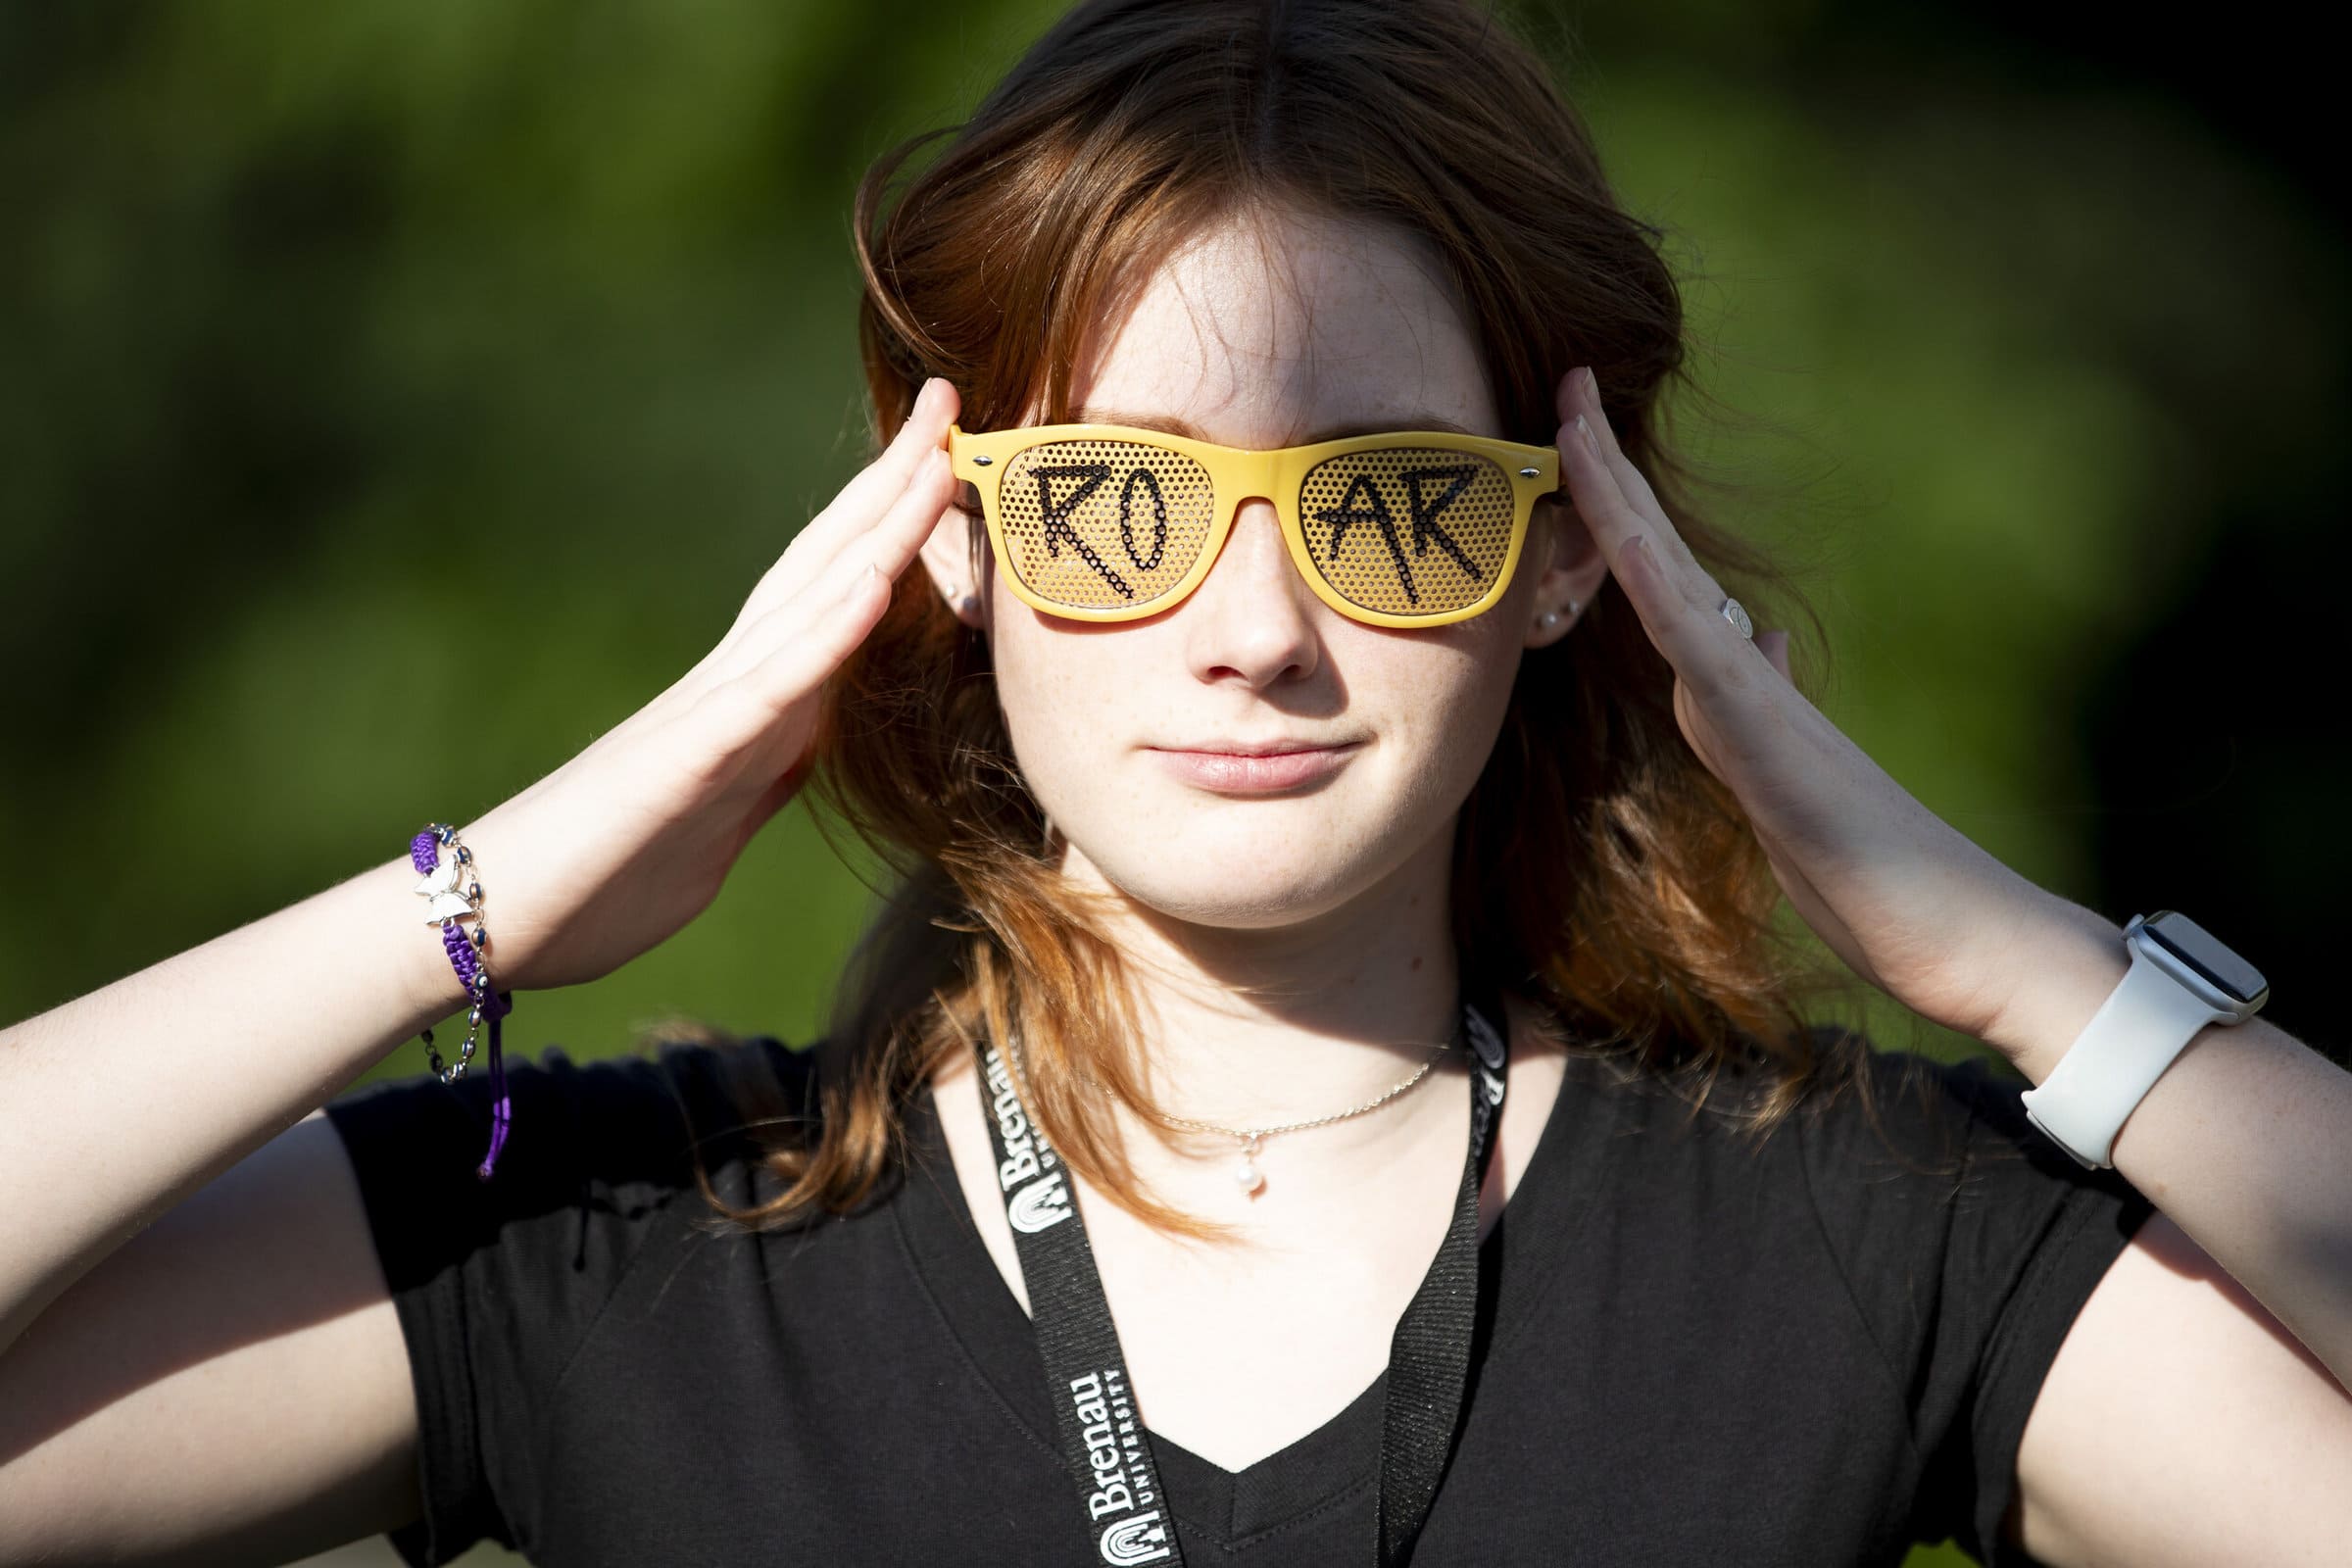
top-left (989, 624), bottom-right (1145, 774)
top-left (1359, 638), bottom-right (1512, 751)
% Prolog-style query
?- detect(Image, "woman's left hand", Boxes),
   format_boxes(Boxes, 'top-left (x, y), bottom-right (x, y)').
top-left (1553, 364), bottom-right (2112, 1069)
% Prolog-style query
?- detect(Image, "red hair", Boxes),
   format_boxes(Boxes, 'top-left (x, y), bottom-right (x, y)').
top-left (673, 0), bottom-right (1913, 1244)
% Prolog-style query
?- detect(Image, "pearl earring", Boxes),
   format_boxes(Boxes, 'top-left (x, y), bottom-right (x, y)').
top-left (1539, 611), bottom-right (1559, 629)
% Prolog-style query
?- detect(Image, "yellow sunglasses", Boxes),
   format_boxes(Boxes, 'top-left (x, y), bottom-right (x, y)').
top-left (945, 421), bottom-right (1561, 628)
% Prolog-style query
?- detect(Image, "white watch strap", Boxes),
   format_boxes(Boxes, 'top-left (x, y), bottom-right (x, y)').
top-left (2020, 938), bottom-right (2222, 1169)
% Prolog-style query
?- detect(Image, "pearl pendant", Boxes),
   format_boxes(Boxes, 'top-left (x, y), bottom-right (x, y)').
top-left (1235, 1134), bottom-right (1264, 1195)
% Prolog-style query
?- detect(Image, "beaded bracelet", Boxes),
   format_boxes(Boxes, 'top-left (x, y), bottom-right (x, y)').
top-left (410, 822), bottom-right (514, 1180)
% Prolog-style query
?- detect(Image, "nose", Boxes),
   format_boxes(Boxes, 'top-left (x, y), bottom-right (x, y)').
top-left (1179, 494), bottom-right (1321, 688)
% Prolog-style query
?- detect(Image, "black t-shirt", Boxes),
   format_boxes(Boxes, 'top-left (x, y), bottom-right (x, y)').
top-left (322, 1030), bottom-right (2156, 1567)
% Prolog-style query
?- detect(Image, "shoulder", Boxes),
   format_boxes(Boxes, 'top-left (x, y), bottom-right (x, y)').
top-left (313, 1032), bottom-right (822, 1564)
top-left (318, 1030), bottom-right (830, 1373)
top-left (1540, 1020), bottom-right (2149, 1275)
top-left (1766, 1032), bottom-right (2160, 1456)
top-left (1782, 1026), bottom-right (2140, 1202)
top-left (1756, 1025), bottom-right (2158, 1256)
top-left (1523, 1013), bottom-right (1984, 1162)
top-left (322, 1031), bottom-right (819, 1222)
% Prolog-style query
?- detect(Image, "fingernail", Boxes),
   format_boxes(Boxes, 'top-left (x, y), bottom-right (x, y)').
top-left (1582, 366), bottom-right (1599, 401)
top-left (1575, 413), bottom-right (1599, 456)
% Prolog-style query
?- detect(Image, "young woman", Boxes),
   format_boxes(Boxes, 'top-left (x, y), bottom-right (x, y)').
top-left (4, 2), bottom-right (2347, 1564)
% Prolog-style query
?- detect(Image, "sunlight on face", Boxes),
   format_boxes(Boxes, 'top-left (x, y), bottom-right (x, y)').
top-left (987, 203), bottom-right (1547, 929)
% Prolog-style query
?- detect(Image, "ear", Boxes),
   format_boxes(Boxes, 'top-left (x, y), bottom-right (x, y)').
top-left (1522, 493), bottom-right (1611, 650)
top-left (916, 492), bottom-right (989, 630)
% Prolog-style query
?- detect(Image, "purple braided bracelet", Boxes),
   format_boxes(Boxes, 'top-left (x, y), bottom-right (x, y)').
top-left (410, 823), bottom-right (514, 1180)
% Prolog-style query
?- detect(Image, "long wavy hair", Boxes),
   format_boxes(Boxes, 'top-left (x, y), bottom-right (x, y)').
top-left (669, 0), bottom-right (1922, 1244)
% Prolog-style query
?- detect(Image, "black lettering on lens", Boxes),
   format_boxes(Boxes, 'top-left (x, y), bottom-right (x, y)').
top-left (1313, 471), bottom-right (1420, 604)
top-left (1117, 466), bottom-right (1167, 571)
top-left (1400, 466), bottom-right (1482, 583)
top-left (1032, 462), bottom-right (1134, 599)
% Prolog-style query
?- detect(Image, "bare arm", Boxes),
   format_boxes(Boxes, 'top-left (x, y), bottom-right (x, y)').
top-left (0, 372), bottom-right (962, 1363)
top-left (0, 849), bottom-right (466, 1360)
top-left (1993, 903), bottom-right (2352, 1562)
top-left (0, 846), bottom-right (477, 1562)
top-left (0, 375), bottom-right (963, 1562)
top-left (0, 1108), bottom-right (426, 1564)
top-left (2009, 1210), bottom-right (2352, 1566)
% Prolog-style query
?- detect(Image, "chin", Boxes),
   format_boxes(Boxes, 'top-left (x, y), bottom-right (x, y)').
top-left (1103, 866), bottom-right (1361, 930)
top-left (1069, 808), bottom-right (1408, 932)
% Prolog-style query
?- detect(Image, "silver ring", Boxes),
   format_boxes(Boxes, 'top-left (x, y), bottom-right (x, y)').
top-left (1719, 597), bottom-right (1753, 640)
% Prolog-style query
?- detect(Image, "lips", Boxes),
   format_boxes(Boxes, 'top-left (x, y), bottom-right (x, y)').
top-left (1144, 740), bottom-right (1362, 793)
top-left (1161, 737), bottom-right (1344, 756)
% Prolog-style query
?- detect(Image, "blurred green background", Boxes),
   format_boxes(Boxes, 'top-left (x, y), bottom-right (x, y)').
top-left (4, 3), bottom-right (2342, 1565)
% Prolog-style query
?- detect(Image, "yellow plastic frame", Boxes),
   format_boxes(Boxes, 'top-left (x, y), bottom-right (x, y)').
top-left (944, 420), bottom-right (1561, 627)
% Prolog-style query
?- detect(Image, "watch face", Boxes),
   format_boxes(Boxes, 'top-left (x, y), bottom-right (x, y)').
top-left (2142, 909), bottom-right (2270, 1007)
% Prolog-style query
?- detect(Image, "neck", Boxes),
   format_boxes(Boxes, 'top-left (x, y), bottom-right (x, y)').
top-left (1054, 822), bottom-right (1470, 1171)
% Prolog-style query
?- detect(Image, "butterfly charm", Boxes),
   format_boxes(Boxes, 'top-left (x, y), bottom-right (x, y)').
top-left (414, 850), bottom-right (477, 924)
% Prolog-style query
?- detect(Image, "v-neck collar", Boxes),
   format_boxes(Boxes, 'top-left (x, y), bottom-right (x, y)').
top-left (889, 1050), bottom-right (1584, 1548)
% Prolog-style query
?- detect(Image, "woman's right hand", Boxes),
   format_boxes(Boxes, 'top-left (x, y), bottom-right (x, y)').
top-left (442, 375), bottom-right (965, 996)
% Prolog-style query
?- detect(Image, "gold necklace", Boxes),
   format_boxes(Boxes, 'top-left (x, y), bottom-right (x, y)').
top-left (1052, 1035), bottom-right (1459, 1195)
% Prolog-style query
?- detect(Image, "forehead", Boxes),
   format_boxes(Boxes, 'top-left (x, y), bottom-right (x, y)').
top-left (1067, 206), bottom-right (1497, 445)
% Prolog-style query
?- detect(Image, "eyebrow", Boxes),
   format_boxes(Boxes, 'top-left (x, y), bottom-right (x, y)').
top-left (1070, 407), bottom-right (1480, 443)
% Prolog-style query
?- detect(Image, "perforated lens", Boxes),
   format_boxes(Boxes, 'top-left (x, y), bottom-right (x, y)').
top-left (994, 439), bottom-right (1215, 612)
top-left (1298, 448), bottom-right (1517, 616)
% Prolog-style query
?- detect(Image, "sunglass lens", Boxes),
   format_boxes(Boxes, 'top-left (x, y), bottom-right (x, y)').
top-left (1298, 449), bottom-right (1516, 617)
top-left (995, 439), bottom-right (1215, 613)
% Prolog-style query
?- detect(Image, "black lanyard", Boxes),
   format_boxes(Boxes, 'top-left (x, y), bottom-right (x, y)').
top-left (971, 982), bottom-right (1510, 1566)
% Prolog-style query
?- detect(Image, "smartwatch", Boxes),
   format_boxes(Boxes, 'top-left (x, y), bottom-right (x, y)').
top-left (2020, 910), bottom-right (2270, 1170)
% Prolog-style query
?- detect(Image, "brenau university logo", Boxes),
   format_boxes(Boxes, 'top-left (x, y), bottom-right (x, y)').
top-left (1100, 1511), bottom-right (1173, 1565)
top-left (1010, 1170), bottom-right (1071, 1233)
top-left (1071, 1367), bottom-right (1174, 1565)
top-left (981, 1043), bottom-right (1073, 1233)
